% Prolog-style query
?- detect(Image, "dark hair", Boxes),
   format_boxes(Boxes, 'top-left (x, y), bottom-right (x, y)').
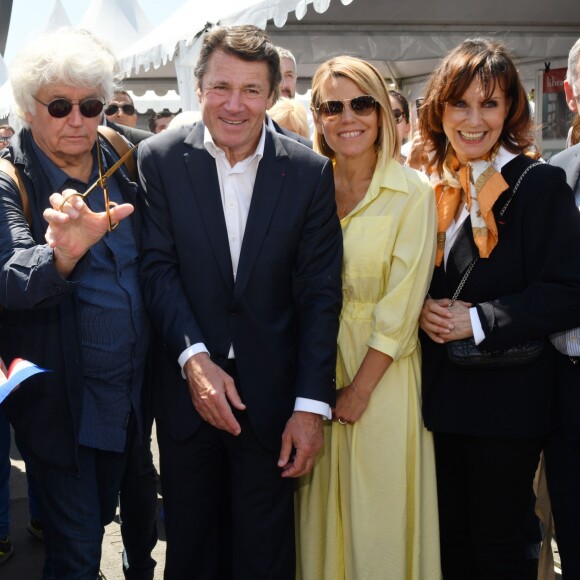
top-left (388, 89), bottom-right (409, 122)
top-left (148, 109), bottom-right (174, 132)
top-left (419, 38), bottom-right (534, 173)
top-left (111, 90), bottom-right (134, 106)
top-left (194, 25), bottom-right (281, 101)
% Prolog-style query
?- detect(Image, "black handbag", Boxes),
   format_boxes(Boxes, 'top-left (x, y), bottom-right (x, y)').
top-left (444, 162), bottom-right (544, 369)
top-left (446, 336), bottom-right (544, 368)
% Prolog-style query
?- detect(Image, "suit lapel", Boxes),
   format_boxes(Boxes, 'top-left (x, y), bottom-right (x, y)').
top-left (184, 124), bottom-right (234, 290)
top-left (233, 130), bottom-right (289, 301)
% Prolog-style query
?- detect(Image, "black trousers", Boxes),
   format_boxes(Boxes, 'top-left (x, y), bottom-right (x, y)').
top-left (156, 370), bottom-right (295, 580)
top-left (544, 354), bottom-right (580, 580)
top-left (119, 413), bottom-right (159, 580)
top-left (433, 432), bottom-right (544, 580)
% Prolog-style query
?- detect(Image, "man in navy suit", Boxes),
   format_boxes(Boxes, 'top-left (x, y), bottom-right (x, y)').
top-left (137, 25), bottom-right (342, 580)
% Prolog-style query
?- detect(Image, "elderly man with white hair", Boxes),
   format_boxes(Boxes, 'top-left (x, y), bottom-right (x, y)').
top-left (0, 28), bottom-right (156, 579)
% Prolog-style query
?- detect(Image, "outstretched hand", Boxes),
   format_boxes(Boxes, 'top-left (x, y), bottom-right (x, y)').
top-left (44, 189), bottom-right (134, 277)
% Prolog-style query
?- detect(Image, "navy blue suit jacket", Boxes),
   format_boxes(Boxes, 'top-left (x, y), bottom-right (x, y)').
top-left (138, 122), bottom-right (342, 448)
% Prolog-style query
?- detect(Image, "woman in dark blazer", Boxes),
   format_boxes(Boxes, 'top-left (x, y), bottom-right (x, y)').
top-left (417, 38), bottom-right (580, 579)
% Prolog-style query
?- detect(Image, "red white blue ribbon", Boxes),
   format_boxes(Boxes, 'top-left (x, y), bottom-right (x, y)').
top-left (0, 358), bottom-right (50, 404)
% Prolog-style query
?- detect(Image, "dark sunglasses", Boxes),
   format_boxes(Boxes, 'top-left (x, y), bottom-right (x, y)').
top-left (391, 108), bottom-right (406, 124)
top-left (33, 95), bottom-right (105, 118)
top-left (316, 95), bottom-right (378, 119)
top-left (104, 103), bottom-right (136, 116)
top-left (0, 137), bottom-right (11, 144)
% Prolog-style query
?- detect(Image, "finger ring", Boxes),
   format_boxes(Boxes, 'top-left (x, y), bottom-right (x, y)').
top-left (338, 418), bottom-right (347, 425)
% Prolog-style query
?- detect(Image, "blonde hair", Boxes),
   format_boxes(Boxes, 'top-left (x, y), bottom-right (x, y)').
top-left (269, 98), bottom-right (310, 139)
top-left (310, 55), bottom-right (399, 167)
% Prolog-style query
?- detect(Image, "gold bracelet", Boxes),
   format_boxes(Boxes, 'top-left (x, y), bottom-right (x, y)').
top-left (352, 381), bottom-right (370, 401)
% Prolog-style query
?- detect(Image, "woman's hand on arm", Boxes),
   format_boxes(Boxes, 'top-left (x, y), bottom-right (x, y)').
top-left (445, 300), bottom-right (474, 341)
top-left (420, 298), bottom-right (473, 343)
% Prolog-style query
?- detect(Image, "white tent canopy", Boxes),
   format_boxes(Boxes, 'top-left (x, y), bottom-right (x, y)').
top-left (0, 54), bottom-right (7, 87)
top-left (79, 0), bottom-right (153, 55)
top-left (130, 89), bottom-right (181, 114)
top-left (117, 0), bottom-right (579, 115)
top-left (43, 0), bottom-right (72, 31)
top-left (0, 0), bottom-right (154, 119)
top-left (118, 0), bottom-right (354, 110)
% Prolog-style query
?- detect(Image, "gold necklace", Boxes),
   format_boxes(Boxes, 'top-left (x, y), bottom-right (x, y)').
top-left (338, 198), bottom-right (356, 218)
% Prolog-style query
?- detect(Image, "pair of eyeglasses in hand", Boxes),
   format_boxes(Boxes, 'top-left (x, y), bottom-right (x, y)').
top-left (58, 137), bottom-right (137, 232)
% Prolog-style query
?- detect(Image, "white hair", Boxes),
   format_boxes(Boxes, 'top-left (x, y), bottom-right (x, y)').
top-left (10, 28), bottom-right (120, 126)
top-left (567, 38), bottom-right (580, 96)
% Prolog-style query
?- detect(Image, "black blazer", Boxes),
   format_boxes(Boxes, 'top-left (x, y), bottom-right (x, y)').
top-left (138, 122), bottom-right (342, 448)
top-left (421, 154), bottom-right (580, 439)
top-left (106, 120), bottom-right (153, 145)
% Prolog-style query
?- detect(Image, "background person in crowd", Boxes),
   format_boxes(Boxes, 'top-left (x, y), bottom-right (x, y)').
top-left (1, 403), bottom-right (44, 565)
top-left (0, 125), bottom-right (14, 151)
top-left (297, 55), bottom-right (441, 580)
top-left (0, 408), bottom-right (14, 565)
top-left (388, 89), bottom-right (411, 162)
top-left (544, 41), bottom-right (580, 572)
top-left (137, 24), bottom-right (342, 580)
top-left (563, 38), bottom-right (580, 147)
top-left (267, 48), bottom-right (312, 147)
top-left (0, 359), bottom-right (12, 565)
top-left (148, 110), bottom-right (174, 134)
top-left (103, 90), bottom-right (153, 145)
top-left (268, 97), bottom-right (310, 139)
top-left (417, 38), bottom-right (580, 579)
top-left (166, 110), bottom-right (202, 130)
top-left (105, 89), bottom-right (139, 128)
top-left (276, 46), bottom-right (297, 99)
top-left (0, 28), bottom-right (153, 579)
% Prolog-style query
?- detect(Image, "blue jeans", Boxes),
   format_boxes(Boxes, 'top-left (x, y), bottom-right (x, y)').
top-left (0, 408), bottom-right (10, 538)
top-left (23, 443), bottom-right (126, 580)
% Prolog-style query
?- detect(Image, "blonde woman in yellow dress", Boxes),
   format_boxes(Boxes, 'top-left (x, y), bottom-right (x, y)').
top-left (296, 56), bottom-right (442, 580)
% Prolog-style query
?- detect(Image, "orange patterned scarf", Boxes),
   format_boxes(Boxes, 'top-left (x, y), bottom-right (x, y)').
top-left (433, 147), bottom-right (509, 266)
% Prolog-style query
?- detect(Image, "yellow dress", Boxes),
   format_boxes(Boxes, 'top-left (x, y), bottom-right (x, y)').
top-left (296, 159), bottom-right (442, 580)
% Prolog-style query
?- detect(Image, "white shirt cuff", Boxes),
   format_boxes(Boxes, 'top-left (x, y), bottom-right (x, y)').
top-left (294, 397), bottom-right (332, 420)
top-left (469, 307), bottom-right (485, 345)
top-left (178, 343), bottom-right (210, 378)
